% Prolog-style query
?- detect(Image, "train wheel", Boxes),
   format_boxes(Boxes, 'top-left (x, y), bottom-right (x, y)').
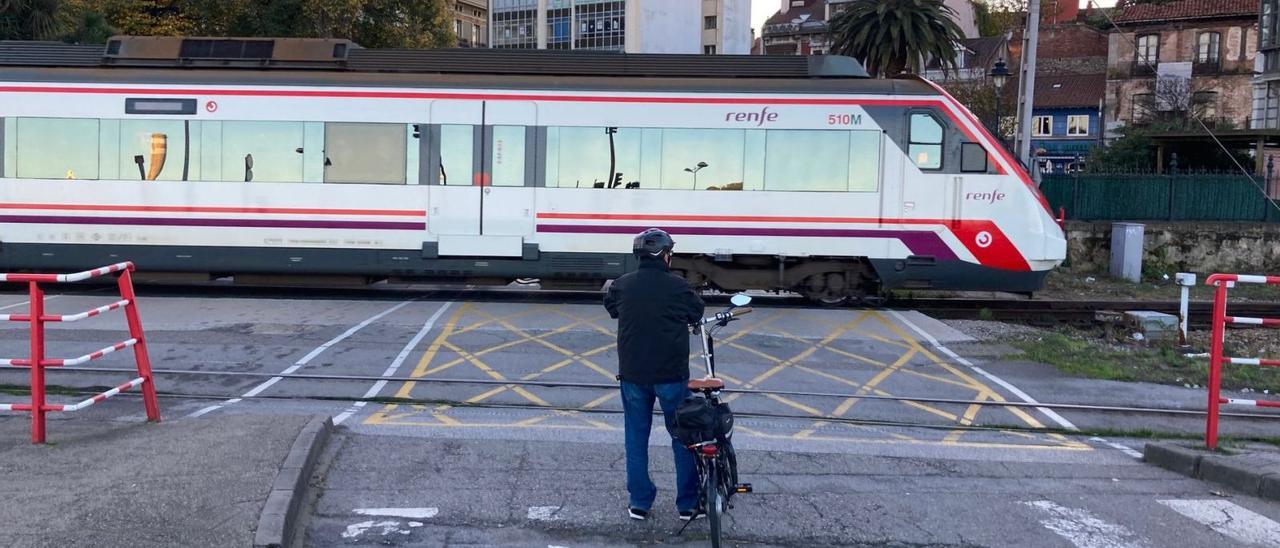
top-left (800, 272), bottom-right (855, 306)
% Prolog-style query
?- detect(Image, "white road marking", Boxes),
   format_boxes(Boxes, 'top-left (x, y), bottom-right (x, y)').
top-left (342, 520), bottom-right (407, 538)
top-left (1158, 499), bottom-right (1280, 547)
top-left (185, 300), bottom-right (412, 418)
top-left (0, 295), bottom-right (59, 311)
top-left (1023, 500), bottom-right (1148, 548)
top-left (888, 309), bottom-right (1079, 431)
top-left (1090, 437), bottom-right (1143, 459)
top-left (353, 507), bottom-right (439, 519)
top-left (333, 301), bottom-right (454, 425)
top-left (528, 506), bottom-right (561, 521)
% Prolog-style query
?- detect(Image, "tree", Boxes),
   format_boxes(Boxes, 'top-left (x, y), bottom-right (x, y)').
top-left (63, 8), bottom-right (115, 43)
top-left (18, 0), bottom-right (454, 47)
top-left (943, 78), bottom-right (1017, 141)
top-left (1, 0), bottom-right (64, 40)
top-left (828, 0), bottom-right (966, 78)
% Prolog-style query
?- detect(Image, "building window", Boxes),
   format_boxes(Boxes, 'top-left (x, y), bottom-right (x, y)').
top-left (1196, 32), bottom-right (1220, 64)
top-left (1066, 115), bottom-right (1089, 136)
top-left (1132, 93), bottom-right (1155, 121)
top-left (1032, 115), bottom-right (1053, 136)
top-left (1136, 34), bottom-right (1159, 66)
top-left (705, 16), bottom-right (717, 30)
top-left (908, 113), bottom-right (943, 170)
top-left (1193, 91), bottom-right (1219, 119)
top-left (1265, 1), bottom-right (1276, 48)
top-left (703, 44), bottom-right (716, 54)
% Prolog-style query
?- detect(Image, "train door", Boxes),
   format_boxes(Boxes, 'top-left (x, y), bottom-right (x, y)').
top-left (480, 101), bottom-right (537, 246)
top-left (426, 100), bottom-right (536, 257)
top-left (897, 110), bottom-right (950, 223)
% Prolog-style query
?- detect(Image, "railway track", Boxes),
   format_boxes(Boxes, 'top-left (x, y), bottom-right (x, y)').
top-left (892, 298), bottom-right (1280, 327)
top-left (8, 366), bottom-right (1280, 427)
top-left (5, 278), bottom-right (1277, 325)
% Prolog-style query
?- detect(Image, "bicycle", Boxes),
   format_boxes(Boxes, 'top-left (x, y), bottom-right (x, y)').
top-left (677, 294), bottom-right (753, 548)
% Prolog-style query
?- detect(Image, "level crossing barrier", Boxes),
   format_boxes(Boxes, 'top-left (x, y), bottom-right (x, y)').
top-left (1203, 273), bottom-right (1280, 449)
top-left (0, 262), bottom-right (160, 443)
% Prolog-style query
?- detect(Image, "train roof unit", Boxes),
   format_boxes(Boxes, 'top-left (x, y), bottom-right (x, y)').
top-left (0, 36), bottom-right (946, 95)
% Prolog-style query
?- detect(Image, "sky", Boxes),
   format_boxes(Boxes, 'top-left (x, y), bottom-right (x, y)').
top-left (748, 0), bottom-right (1119, 35)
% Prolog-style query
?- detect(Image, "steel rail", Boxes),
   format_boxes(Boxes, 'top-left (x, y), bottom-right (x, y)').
top-left (20, 365), bottom-right (1280, 420)
top-left (16, 388), bottom-right (1280, 437)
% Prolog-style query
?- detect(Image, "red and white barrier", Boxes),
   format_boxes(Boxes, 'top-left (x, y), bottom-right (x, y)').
top-left (1203, 273), bottom-right (1280, 449)
top-left (0, 262), bottom-right (160, 444)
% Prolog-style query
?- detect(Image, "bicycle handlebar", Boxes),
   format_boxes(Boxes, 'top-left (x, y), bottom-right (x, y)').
top-left (695, 307), bottom-right (753, 326)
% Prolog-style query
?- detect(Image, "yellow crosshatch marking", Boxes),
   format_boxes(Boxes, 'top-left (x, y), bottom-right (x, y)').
top-left (362, 304), bottom-right (1091, 451)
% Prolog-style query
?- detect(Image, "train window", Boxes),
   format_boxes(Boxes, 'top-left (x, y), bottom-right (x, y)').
top-left (406, 125), bottom-right (420, 185)
top-left (108, 119), bottom-right (198, 181)
top-left (324, 122), bottom-right (407, 184)
top-left (544, 126), bottom-right (641, 188)
top-left (219, 121), bottom-right (305, 182)
top-left (764, 130), bottom-right (850, 192)
top-left (908, 113), bottom-right (943, 170)
top-left (742, 129), bottom-right (765, 191)
top-left (659, 129), bottom-right (745, 190)
top-left (13, 118), bottom-right (101, 179)
top-left (848, 130), bottom-right (881, 191)
top-left (960, 142), bottom-right (988, 173)
top-left (3, 118), bottom-right (16, 178)
top-left (490, 125), bottom-right (526, 187)
top-left (438, 124), bottom-right (474, 185)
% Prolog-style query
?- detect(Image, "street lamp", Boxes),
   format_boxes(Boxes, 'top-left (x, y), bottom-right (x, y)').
top-left (990, 58), bottom-right (1010, 149)
top-left (684, 161), bottom-right (708, 187)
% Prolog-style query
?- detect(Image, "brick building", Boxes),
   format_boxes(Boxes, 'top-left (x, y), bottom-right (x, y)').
top-left (1104, 0), bottom-right (1259, 135)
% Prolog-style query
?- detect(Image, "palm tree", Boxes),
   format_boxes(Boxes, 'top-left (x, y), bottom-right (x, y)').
top-left (828, 0), bottom-right (965, 78)
top-left (0, 0), bottom-right (64, 40)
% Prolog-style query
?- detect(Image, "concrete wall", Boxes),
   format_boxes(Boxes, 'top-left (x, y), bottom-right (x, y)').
top-left (627, 0), bottom-right (748, 55)
top-left (718, 0), bottom-right (753, 54)
top-left (1064, 221), bottom-right (1280, 275)
top-left (627, 0), bottom-right (700, 54)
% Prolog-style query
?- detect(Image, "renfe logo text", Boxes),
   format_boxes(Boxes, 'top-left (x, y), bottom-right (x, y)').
top-left (725, 107), bottom-right (778, 126)
top-left (965, 191), bottom-right (1007, 204)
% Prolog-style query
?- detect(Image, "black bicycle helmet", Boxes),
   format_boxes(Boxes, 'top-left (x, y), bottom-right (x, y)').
top-left (632, 228), bottom-right (674, 258)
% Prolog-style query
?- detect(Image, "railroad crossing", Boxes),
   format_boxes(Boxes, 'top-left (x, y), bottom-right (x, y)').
top-left (3, 284), bottom-right (1280, 546)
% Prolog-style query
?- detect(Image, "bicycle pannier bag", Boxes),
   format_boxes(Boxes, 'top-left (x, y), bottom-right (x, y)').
top-left (674, 396), bottom-right (733, 445)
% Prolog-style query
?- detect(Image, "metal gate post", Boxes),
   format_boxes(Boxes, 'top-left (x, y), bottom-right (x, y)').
top-left (28, 282), bottom-right (46, 444)
top-left (1205, 281), bottom-right (1229, 449)
top-left (118, 268), bottom-right (160, 422)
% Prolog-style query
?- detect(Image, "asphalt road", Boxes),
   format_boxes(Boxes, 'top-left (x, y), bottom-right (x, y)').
top-left (1, 287), bottom-right (1279, 546)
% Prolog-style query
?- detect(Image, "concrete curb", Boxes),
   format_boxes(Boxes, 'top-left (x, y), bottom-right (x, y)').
top-left (1144, 442), bottom-right (1280, 502)
top-left (254, 415), bottom-right (333, 548)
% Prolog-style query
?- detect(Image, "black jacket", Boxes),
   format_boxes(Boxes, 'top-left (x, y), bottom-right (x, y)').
top-left (604, 260), bottom-right (706, 385)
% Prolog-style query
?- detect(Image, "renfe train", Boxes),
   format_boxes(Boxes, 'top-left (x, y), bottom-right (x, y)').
top-left (0, 37), bottom-right (1065, 303)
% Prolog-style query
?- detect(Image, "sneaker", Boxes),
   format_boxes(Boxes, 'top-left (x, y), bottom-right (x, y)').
top-left (679, 508), bottom-right (705, 521)
top-left (628, 507), bottom-right (649, 521)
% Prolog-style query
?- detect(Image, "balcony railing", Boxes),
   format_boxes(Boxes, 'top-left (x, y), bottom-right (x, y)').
top-left (1130, 60), bottom-right (1157, 76)
top-left (1193, 61), bottom-right (1221, 75)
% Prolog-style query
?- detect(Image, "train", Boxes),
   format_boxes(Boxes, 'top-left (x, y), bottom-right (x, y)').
top-left (0, 36), bottom-right (1065, 303)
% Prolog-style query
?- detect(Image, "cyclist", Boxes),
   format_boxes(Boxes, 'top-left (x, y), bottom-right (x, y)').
top-left (604, 228), bottom-right (706, 522)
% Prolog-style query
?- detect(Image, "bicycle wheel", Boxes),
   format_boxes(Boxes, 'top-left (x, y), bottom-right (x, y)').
top-left (706, 460), bottom-right (722, 548)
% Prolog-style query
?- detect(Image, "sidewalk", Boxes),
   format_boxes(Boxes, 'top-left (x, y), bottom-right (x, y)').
top-left (1146, 441), bottom-right (1280, 502)
top-left (0, 412), bottom-right (314, 547)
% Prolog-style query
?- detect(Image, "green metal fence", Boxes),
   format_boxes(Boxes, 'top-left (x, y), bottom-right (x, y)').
top-left (1041, 174), bottom-right (1280, 222)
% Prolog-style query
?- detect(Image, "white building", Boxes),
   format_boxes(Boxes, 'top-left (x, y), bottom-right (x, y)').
top-left (489, 0), bottom-right (751, 54)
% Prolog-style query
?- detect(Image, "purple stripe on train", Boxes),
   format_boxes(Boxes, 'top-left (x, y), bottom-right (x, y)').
top-left (0, 215), bottom-right (425, 231)
top-left (535, 224), bottom-right (960, 261)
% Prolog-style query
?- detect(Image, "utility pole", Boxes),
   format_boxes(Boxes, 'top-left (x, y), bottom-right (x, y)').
top-left (1014, 0), bottom-right (1040, 176)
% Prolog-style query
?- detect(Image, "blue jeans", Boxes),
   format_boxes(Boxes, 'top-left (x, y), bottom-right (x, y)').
top-left (621, 380), bottom-right (699, 512)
